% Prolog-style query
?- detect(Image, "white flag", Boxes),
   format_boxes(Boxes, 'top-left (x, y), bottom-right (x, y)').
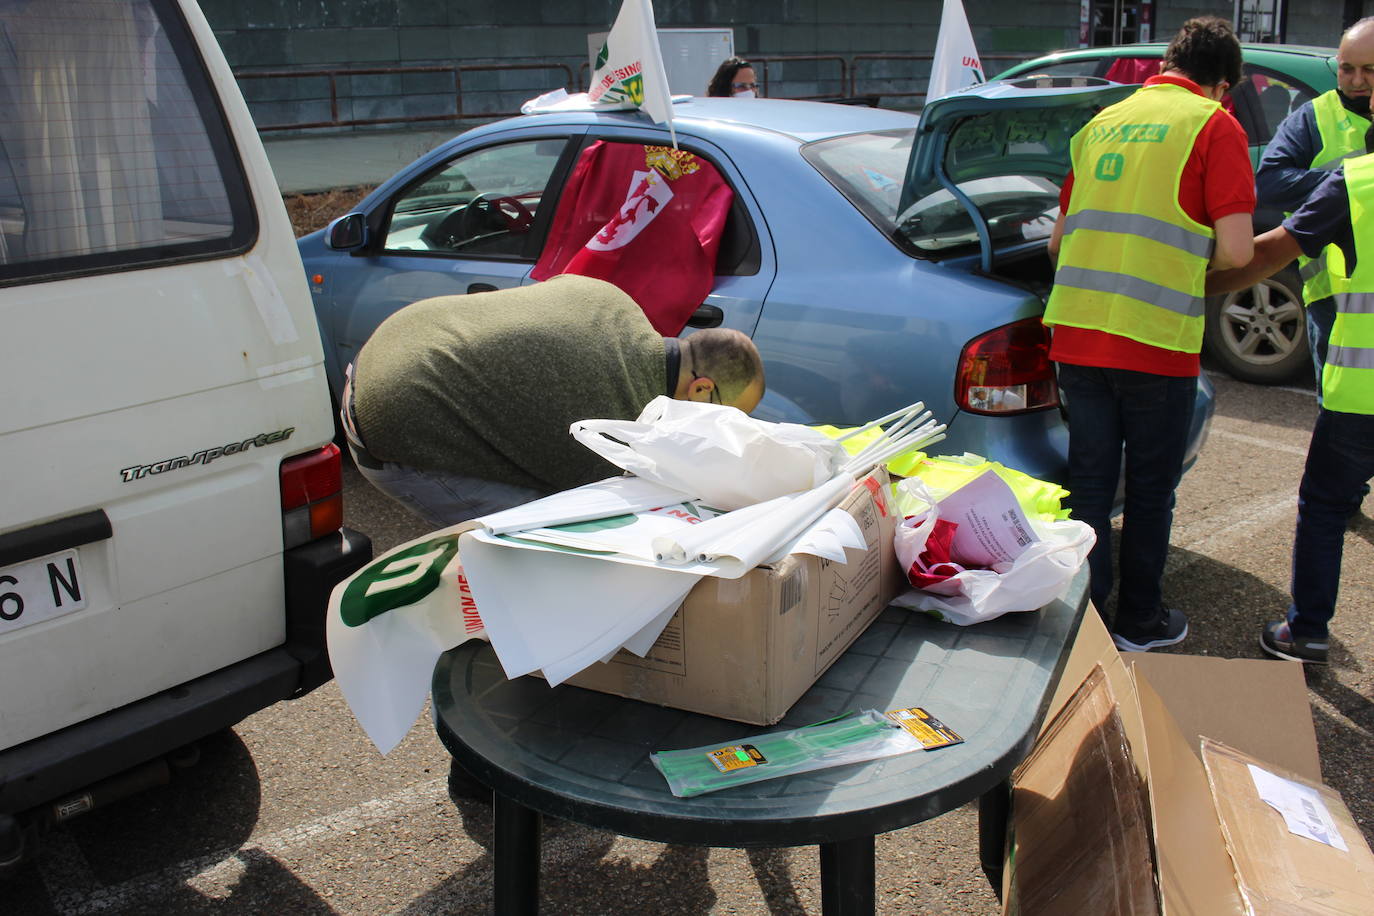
top-left (588, 0), bottom-right (676, 144)
top-left (928, 0), bottom-right (985, 101)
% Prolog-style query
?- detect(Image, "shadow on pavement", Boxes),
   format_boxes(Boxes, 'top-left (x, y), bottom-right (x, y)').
top-left (404, 797), bottom-right (723, 914)
top-left (58, 728), bottom-right (263, 881)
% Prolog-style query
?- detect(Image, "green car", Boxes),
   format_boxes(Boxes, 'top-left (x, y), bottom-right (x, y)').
top-left (997, 44), bottom-right (1338, 384)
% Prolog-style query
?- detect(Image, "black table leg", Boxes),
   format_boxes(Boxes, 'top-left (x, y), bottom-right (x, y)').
top-left (494, 793), bottom-right (542, 914)
top-left (818, 834), bottom-right (875, 916)
top-left (978, 779), bottom-right (1012, 900)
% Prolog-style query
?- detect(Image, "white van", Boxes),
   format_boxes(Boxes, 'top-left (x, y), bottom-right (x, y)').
top-left (0, 0), bottom-right (371, 865)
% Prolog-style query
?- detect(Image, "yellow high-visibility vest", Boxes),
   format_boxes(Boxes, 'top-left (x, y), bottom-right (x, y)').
top-left (1323, 153), bottom-right (1374, 414)
top-left (1045, 83), bottom-right (1218, 353)
top-left (1298, 90), bottom-right (1370, 303)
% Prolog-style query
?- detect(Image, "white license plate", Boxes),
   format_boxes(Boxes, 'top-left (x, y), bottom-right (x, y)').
top-left (0, 548), bottom-right (87, 635)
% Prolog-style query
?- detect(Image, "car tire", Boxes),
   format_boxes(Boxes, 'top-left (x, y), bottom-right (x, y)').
top-left (1203, 265), bottom-right (1310, 385)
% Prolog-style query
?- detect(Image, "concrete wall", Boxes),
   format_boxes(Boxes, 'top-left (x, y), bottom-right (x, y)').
top-left (195, 0), bottom-right (1348, 133)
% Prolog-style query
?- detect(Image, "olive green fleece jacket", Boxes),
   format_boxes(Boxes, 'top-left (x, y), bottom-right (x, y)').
top-left (352, 275), bottom-right (666, 493)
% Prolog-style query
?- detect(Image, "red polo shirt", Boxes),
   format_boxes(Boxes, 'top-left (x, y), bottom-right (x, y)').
top-left (1050, 74), bottom-right (1256, 376)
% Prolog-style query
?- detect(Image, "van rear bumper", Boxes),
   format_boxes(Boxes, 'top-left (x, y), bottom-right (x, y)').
top-left (0, 526), bottom-right (373, 816)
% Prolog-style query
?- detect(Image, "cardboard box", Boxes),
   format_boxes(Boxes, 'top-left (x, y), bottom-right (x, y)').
top-left (1201, 738), bottom-right (1374, 914)
top-left (1004, 610), bottom-right (1373, 915)
top-left (563, 469), bottom-right (903, 724)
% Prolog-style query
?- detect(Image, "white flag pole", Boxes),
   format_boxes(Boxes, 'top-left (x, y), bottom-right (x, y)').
top-left (928, 0), bottom-right (986, 101)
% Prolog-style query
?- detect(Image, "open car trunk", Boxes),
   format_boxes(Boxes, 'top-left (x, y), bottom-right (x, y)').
top-left (898, 76), bottom-right (1137, 293)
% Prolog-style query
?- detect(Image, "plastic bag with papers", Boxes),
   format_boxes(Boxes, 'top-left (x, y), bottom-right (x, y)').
top-left (570, 395), bottom-right (849, 510)
top-left (890, 473), bottom-right (1094, 625)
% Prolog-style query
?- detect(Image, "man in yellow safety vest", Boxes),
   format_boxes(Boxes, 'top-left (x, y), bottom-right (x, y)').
top-left (1044, 17), bottom-right (1256, 652)
top-left (1208, 153), bottom-right (1374, 665)
top-left (1257, 18), bottom-right (1374, 388)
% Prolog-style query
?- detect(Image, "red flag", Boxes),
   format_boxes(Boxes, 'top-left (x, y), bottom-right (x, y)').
top-left (532, 141), bottom-right (734, 335)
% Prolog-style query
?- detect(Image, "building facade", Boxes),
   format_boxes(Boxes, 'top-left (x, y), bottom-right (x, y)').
top-left (197, 0), bottom-right (1354, 133)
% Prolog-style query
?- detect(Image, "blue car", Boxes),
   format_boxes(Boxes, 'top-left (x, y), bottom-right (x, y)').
top-left (299, 78), bottom-right (1214, 485)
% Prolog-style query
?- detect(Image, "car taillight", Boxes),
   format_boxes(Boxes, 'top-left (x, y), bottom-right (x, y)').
top-left (281, 443), bottom-right (344, 548)
top-left (955, 318), bottom-right (1059, 415)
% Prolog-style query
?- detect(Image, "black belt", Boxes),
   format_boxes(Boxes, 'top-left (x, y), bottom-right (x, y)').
top-left (342, 364), bottom-right (385, 471)
top-left (349, 440), bottom-right (385, 471)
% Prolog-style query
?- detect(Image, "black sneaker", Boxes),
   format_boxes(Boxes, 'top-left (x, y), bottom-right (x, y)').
top-left (1260, 620), bottom-right (1329, 665)
top-left (1112, 607), bottom-right (1189, 652)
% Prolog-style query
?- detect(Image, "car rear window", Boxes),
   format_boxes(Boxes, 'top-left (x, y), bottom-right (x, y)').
top-left (806, 110), bottom-right (1076, 258)
top-left (0, 0), bottom-right (254, 287)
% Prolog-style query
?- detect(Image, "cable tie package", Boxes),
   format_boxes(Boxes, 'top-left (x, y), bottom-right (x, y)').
top-left (651, 710), bottom-right (925, 798)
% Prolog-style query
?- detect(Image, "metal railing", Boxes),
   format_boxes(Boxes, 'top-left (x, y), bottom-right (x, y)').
top-left (752, 55), bottom-right (849, 100)
top-left (234, 62), bottom-right (576, 132)
top-left (848, 53), bottom-right (1038, 101)
top-left (235, 52), bottom-right (1041, 133)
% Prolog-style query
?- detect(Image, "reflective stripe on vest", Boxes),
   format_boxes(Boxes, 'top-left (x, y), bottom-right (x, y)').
top-left (1299, 92), bottom-right (1370, 303)
top-left (1045, 83), bottom-right (1217, 353)
top-left (1061, 209), bottom-right (1215, 258)
top-left (1323, 154), bottom-right (1374, 414)
top-left (1053, 266), bottom-right (1204, 317)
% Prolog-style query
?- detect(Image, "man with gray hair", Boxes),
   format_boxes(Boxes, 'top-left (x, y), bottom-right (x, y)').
top-left (342, 274), bottom-right (765, 526)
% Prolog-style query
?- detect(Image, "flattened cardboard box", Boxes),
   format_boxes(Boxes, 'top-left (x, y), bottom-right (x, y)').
top-left (564, 470), bottom-right (902, 724)
top-left (1003, 608), bottom-right (1365, 916)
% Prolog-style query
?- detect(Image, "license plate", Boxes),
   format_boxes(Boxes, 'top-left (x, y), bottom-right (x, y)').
top-left (0, 549), bottom-right (87, 635)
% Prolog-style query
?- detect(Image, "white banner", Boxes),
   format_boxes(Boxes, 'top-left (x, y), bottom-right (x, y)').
top-left (588, 0), bottom-right (676, 143)
top-left (928, 0), bottom-right (985, 101)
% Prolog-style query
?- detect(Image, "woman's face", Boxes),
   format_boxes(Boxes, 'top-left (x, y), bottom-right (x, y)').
top-left (731, 67), bottom-right (759, 98)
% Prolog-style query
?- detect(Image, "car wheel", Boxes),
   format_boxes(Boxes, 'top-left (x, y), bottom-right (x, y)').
top-left (1203, 265), bottom-right (1310, 384)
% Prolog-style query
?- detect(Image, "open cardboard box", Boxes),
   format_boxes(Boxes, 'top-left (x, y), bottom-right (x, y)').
top-left (562, 469), bottom-right (903, 724)
top-left (1004, 610), bottom-right (1374, 914)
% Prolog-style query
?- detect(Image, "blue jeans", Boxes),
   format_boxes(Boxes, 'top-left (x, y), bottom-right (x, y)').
top-left (1056, 364), bottom-right (1197, 634)
top-left (1288, 408), bottom-right (1374, 638)
top-left (349, 444), bottom-right (548, 528)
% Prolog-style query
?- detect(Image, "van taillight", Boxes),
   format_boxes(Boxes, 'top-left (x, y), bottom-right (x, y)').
top-left (955, 318), bottom-right (1059, 415)
top-left (281, 443), bottom-right (344, 548)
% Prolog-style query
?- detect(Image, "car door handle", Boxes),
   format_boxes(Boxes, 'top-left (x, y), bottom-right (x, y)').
top-left (685, 304), bottom-right (724, 328)
top-left (468, 283), bottom-right (498, 294)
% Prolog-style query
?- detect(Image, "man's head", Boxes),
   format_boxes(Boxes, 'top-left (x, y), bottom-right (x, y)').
top-left (1338, 18), bottom-right (1374, 113)
top-left (1161, 16), bottom-right (1243, 99)
top-left (676, 329), bottom-right (765, 413)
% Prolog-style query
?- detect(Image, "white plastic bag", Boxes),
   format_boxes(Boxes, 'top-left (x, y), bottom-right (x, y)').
top-left (891, 477), bottom-right (1095, 625)
top-left (570, 396), bottom-right (848, 510)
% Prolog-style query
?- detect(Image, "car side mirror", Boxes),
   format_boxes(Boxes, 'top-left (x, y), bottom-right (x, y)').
top-left (326, 213), bottom-right (368, 251)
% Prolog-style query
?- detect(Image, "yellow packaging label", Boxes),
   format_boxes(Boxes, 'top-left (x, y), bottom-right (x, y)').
top-left (885, 707), bottom-right (964, 750)
top-left (707, 744), bottom-right (767, 772)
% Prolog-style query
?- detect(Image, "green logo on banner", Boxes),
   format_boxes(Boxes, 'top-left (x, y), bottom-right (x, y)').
top-left (340, 535), bottom-right (462, 626)
top-left (596, 42), bottom-right (609, 69)
top-left (602, 73), bottom-right (645, 106)
top-left (1094, 152), bottom-right (1125, 181)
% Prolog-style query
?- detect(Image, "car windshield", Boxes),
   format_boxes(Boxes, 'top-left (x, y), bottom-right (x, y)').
top-left (805, 105), bottom-right (1093, 257)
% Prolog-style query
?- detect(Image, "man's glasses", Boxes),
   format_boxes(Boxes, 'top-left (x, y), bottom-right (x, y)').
top-left (731, 81), bottom-right (759, 91)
